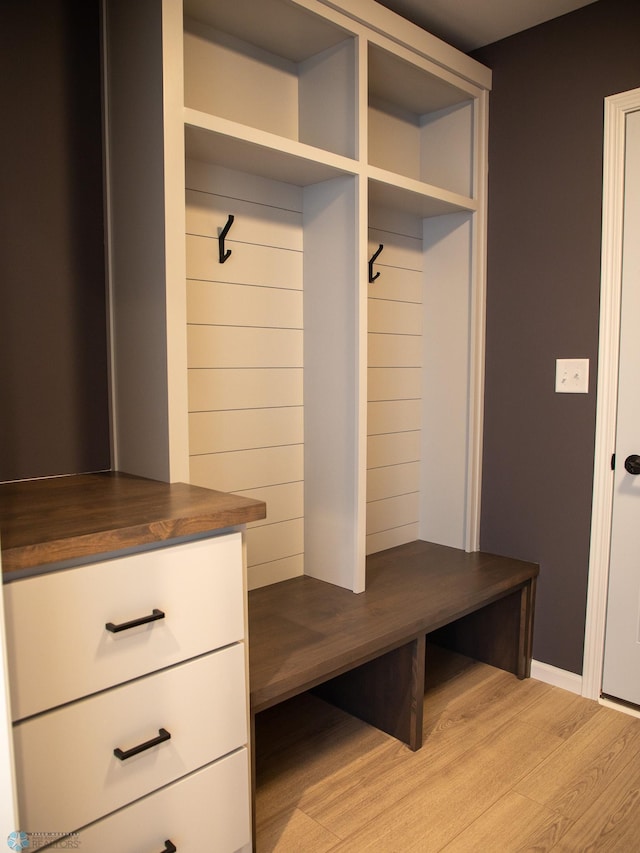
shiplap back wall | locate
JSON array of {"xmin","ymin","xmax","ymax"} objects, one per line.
[
  {"xmin": 367, "ymin": 209, "xmax": 423, "ymax": 554},
  {"xmin": 186, "ymin": 160, "xmax": 305, "ymax": 589}
]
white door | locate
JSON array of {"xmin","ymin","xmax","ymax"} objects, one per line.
[{"xmin": 602, "ymin": 107, "xmax": 640, "ymax": 706}]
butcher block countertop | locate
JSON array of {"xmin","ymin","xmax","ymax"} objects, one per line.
[{"xmin": 0, "ymin": 472, "xmax": 266, "ymax": 578}]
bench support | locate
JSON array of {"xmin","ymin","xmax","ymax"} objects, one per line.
[
  {"xmin": 314, "ymin": 634, "xmax": 426, "ymax": 751},
  {"xmin": 429, "ymin": 579, "xmax": 536, "ymax": 679}
]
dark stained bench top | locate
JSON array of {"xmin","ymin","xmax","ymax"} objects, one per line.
[{"xmin": 248, "ymin": 539, "xmax": 539, "ymax": 714}]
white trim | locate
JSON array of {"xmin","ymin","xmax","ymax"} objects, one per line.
[
  {"xmin": 531, "ymin": 660, "xmax": 583, "ymax": 695},
  {"xmin": 583, "ymin": 87, "xmax": 640, "ymax": 700},
  {"xmin": 465, "ymin": 88, "xmax": 489, "ymax": 552}
]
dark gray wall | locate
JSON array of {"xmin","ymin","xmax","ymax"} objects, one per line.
[
  {"xmin": 0, "ymin": 0, "xmax": 110, "ymax": 482},
  {"xmin": 473, "ymin": 0, "xmax": 640, "ymax": 673}
]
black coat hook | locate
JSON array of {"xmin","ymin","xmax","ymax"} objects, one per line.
[
  {"xmin": 369, "ymin": 244, "xmax": 384, "ymax": 283},
  {"xmin": 219, "ymin": 214, "xmax": 234, "ymax": 263}
]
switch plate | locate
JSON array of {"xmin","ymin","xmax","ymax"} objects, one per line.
[{"xmin": 555, "ymin": 358, "xmax": 589, "ymax": 393}]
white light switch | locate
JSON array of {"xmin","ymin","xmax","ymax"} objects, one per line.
[{"xmin": 555, "ymin": 358, "xmax": 589, "ymax": 393}]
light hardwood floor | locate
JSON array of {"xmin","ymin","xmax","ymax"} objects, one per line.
[{"xmin": 254, "ymin": 645, "xmax": 640, "ymax": 851}]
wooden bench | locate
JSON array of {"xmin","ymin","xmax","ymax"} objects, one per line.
[{"xmin": 248, "ymin": 540, "xmax": 538, "ymax": 755}]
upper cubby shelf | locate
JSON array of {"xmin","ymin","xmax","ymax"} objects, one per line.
[
  {"xmin": 184, "ymin": 109, "xmax": 358, "ymax": 186},
  {"xmin": 368, "ymin": 168, "xmax": 476, "ymax": 218},
  {"xmin": 368, "ymin": 43, "xmax": 477, "ymax": 198},
  {"xmin": 183, "ymin": 0, "xmax": 357, "ymax": 160}
]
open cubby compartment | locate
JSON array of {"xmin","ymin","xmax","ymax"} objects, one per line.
[
  {"xmin": 183, "ymin": 136, "xmax": 362, "ymax": 593},
  {"xmin": 368, "ymin": 41, "xmax": 478, "ymax": 198},
  {"xmin": 183, "ymin": 0, "xmax": 357, "ymax": 159},
  {"xmin": 367, "ymin": 179, "xmax": 477, "ymax": 556}
]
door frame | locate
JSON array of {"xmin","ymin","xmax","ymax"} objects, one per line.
[{"xmin": 583, "ymin": 86, "xmax": 640, "ymax": 700}]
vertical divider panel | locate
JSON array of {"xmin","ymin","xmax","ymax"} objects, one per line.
[
  {"xmin": 299, "ymin": 38, "xmax": 356, "ymax": 158},
  {"xmin": 355, "ymin": 32, "xmax": 370, "ymax": 590},
  {"xmin": 106, "ymin": 0, "xmax": 189, "ymax": 483},
  {"xmin": 419, "ymin": 101, "xmax": 474, "ymax": 197},
  {"xmin": 421, "ymin": 211, "xmax": 473, "ymax": 549},
  {"xmin": 303, "ymin": 174, "xmax": 364, "ymax": 591}
]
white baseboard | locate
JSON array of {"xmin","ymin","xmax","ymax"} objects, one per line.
[{"xmin": 530, "ymin": 660, "xmax": 583, "ymax": 695}]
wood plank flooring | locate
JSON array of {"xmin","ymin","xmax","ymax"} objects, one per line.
[{"xmin": 254, "ymin": 645, "xmax": 640, "ymax": 852}]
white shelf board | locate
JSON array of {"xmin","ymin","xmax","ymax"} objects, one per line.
[
  {"xmin": 367, "ymin": 167, "xmax": 476, "ymax": 217},
  {"xmin": 184, "ymin": 109, "xmax": 359, "ymax": 186}
]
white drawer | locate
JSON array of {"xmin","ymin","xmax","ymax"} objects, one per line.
[
  {"xmin": 72, "ymin": 750, "xmax": 251, "ymax": 853},
  {"xmin": 5, "ymin": 532, "xmax": 244, "ymax": 720},
  {"xmin": 13, "ymin": 644, "xmax": 247, "ymax": 832}
]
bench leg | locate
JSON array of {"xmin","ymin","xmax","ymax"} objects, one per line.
[
  {"xmin": 429, "ymin": 580, "xmax": 536, "ymax": 679},
  {"xmin": 313, "ymin": 635, "xmax": 426, "ymax": 751},
  {"xmin": 518, "ymin": 577, "xmax": 536, "ymax": 678}
]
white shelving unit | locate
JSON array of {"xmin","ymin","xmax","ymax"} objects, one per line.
[{"xmin": 105, "ymin": 0, "xmax": 491, "ymax": 594}]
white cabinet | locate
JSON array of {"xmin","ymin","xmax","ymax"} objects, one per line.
[
  {"xmin": 4, "ymin": 534, "xmax": 244, "ymax": 720},
  {"xmin": 72, "ymin": 751, "xmax": 251, "ymax": 853},
  {"xmin": 105, "ymin": 0, "xmax": 490, "ymax": 594},
  {"xmin": 4, "ymin": 532, "xmax": 251, "ymax": 851}
]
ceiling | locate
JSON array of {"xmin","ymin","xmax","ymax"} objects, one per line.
[{"xmin": 376, "ymin": 0, "xmax": 600, "ymax": 52}]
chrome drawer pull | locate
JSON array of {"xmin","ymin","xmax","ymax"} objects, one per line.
[
  {"xmin": 113, "ymin": 727, "xmax": 171, "ymax": 761},
  {"xmin": 161, "ymin": 843, "xmax": 177, "ymax": 853},
  {"xmin": 105, "ymin": 608, "xmax": 165, "ymax": 633}
]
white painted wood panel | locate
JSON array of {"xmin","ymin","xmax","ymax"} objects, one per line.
[
  {"xmin": 189, "ymin": 408, "xmax": 303, "ymax": 456},
  {"xmin": 186, "ymin": 163, "xmax": 306, "ymax": 587},
  {"xmin": 367, "ymin": 461, "xmax": 420, "ymax": 502},
  {"xmin": 369, "ymin": 99, "xmax": 422, "ymax": 182},
  {"xmin": 248, "ymin": 554, "xmax": 304, "ymax": 590},
  {"xmin": 369, "ymin": 205, "xmax": 424, "ymax": 239},
  {"xmin": 186, "ymin": 189, "xmax": 303, "ymax": 250},
  {"xmin": 421, "ymin": 211, "xmax": 472, "ymax": 548},
  {"xmin": 186, "ymin": 160, "xmax": 303, "ymax": 210},
  {"xmin": 366, "ymin": 523, "xmax": 419, "ymax": 555},
  {"xmin": 368, "ymin": 300, "xmax": 422, "ymax": 335},
  {"xmin": 368, "ymin": 367, "xmax": 422, "ymax": 401},
  {"xmin": 236, "ymin": 482, "xmax": 304, "ymax": 528},
  {"xmin": 302, "ymin": 175, "xmax": 363, "ymax": 591},
  {"xmin": 72, "ymin": 750, "xmax": 251, "ymax": 853},
  {"xmin": 187, "ymin": 280, "xmax": 302, "ymax": 328},
  {"xmin": 4, "ymin": 534, "xmax": 243, "ymax": 721},
  {"xmin": 367, "ymin": 211, "xmax": 423, "ymax": 554},
  {"xmin": 420, "ymin": 101, "xmax": 473, "ymax": 197},
  {"xmin": 368, "ymin": 400, "xmax": 421, "ymax": 434},
  {"xmin": 368, "ymin": 333, "xmax": 422, "ymax": 367},
  {"xmin": 188, "ymin": 325, "xmax": 302, "ymax": 369},
  {"xmin": 367, "ymin": 265, "xmax": 423, "ymax": 302},
  {"xmin": 184, "ymin": 20, "xmax": 299, "ymax": 140},
  {"xmin": 186, "ymin": 235, "xmax": 303, "ymax": 288},
  {"xmin": 368, "ymin": 431, "xmax": 421, "ymax": 468},
  {"xmin": 368, "ymin": 229, "xmax": 423, "ymax": 270},
  {"xmin": 188, "ymin": 368, "xmax": 303, "ymax": 411},
  {"xmin": 245, "ymin": 518, "xmax": 304, "ymax": 566},
  {"xmin": 190, "ymin": 445, "xmax": 303, "ymax": 493},
  {"xmin": 367, "ymin": 492, "xmax": 419, "ymax": 535},
  {"xmin": 299, "ymin": 39, "xmax": 356, "ymax": 158},
  {"xmin": 13, "ymin": 646, "xmax": 247, "ymax": 832}
]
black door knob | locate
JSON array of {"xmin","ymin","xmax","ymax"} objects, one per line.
[{"xmin": 624, "ymin": 454, "xmax": 640, "ymax": 475}]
